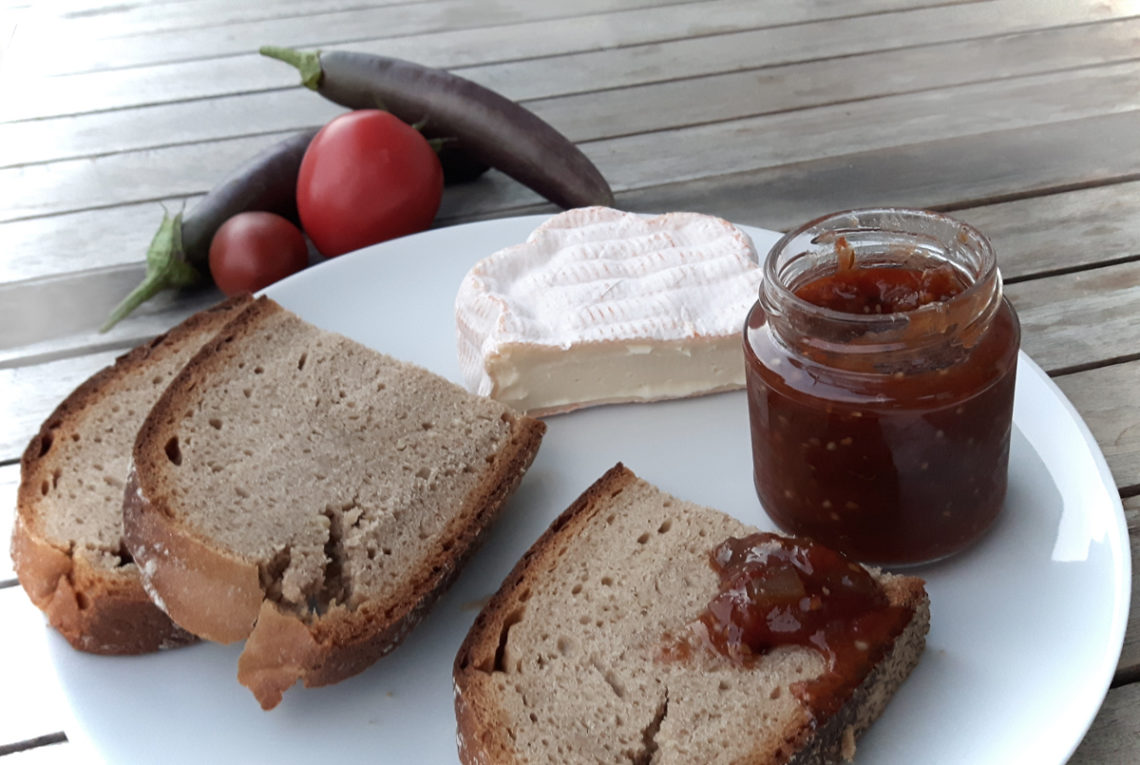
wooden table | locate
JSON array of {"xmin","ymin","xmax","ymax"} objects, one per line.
[{"xmin": 2, "ymin": 0, "xmax": 1137, "ymax": 760}]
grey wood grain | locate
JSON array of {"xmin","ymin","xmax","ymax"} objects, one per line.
[
  {"xmin": 1, "ymin": 0, "xmax": 1113, "ymax": 122},
  {"xmin": 524, "ymin": 17, "xmax": 1140, "ymax": 143},
  {"xmin": 27, "ymin": 0, "xmax": 842, "ymax": 75},
  {"xmin": 0, "ymin": 265, "xmax": 224, "ymax": 359},
  {"xmin": 29, "ymin": 0, "xmax": 438, "ymax": 44},
  {"xmin": 2, "ymin": 108, "xmax": 1137, "ymax": 373},
  {"xmin": 1116, "ymin": 494, "xmax": 1140, "ymax": 677},
  {"xmin": 0, "ymin": 737, "xmax": 68, "ymax": 761},
  {"xmin": 1008, "ymin": 261, "xmax": 1140, "ymax": 375},
  {"xmin": 0, "ymin": 349, "xmax": 128, "ymax": 464},
  {"xmin": 957, "ymin": 182, "xmax": 1140, "ymax": 281},
  {"xmin": 1068, "ymin": 678, "xmax": 1140, "ymax": 764},
  {"xmin": 5, "ymin": 105, "xmax": 1137, "ymax": 285},
  {"xmin": 1055, "ymin": 362, "xmax": 1140, "ymax": 495},
  {"xmin": 587, "ymin": 59, "xmax": 1140, "ymax": 194},
  {"xmin": 4, "ymin": 164, "xmax": 1139, "ymax": 369},
  {"xmin": 8, "ymin": 58, "xmax": 1140, "ymax": 224},
  {"xmin": 0, "ymin": 196, "xmax": 205, "ymax": 283},
  {"xmin": 616, "ymin": 110, "xmax": 1140, "ymax": 236},
  {"xmin": 8, "ymin": 14, "xmax": 1139, "ymax": 170}
]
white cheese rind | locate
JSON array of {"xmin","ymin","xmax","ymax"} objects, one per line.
[{"xmin": 455, "ymin": 207, "xmax": 762, "ymax": 415}]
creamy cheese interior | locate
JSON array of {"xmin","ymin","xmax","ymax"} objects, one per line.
[{"xmin": 487, "ymin": 337, "xmax": 745, "ymax": 416}]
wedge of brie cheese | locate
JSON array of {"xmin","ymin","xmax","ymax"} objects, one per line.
[{"xmin": 455, "ymin": 206, "xmax": 762, "ymax": 416}]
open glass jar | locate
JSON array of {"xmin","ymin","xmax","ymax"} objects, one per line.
[{"xmin": 744, "ymin": 209, "xmax": 1020, "ymax": 565}]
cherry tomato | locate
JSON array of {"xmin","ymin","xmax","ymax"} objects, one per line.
[
  {"xmin": 296, "ymin": 110, "xmax": 443, "ymax": 257},
  {"xmin": 208, "ymin": 211, "xmax": 309, "ymax": 296}
]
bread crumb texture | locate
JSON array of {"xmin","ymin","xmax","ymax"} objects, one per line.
[
  {"xmin": 128, "ymin": 298, "xmax": 544, "ymax": 706},
  {"xmin": 454, "ymin": 466, "xmax": 927, "ymax": 765},
  {"xmin": 155, "ymin": 308, "xmax": 518, "ymax": 615},
  {"xmin": 457, "ymin": 470, "xmax": 823, "ymax": 764},
  {"xmin": 12, "ymin": 296, "xmax": 248, "ymax": 653},
  {"xmin": 25, "ymin": 327, "xmax": 231, "ymax": 569}
]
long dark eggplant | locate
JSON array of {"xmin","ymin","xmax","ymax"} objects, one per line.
[
  {"xmin": 102, "ymin": 127, "xmax": 318, "ymax": 331},
  {"xmin": 261, "ymin": 46, "xmax": 614, "ymax": 209}
]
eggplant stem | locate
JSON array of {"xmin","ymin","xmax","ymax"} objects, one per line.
[
  {"xmin": 100, "ymin": 212, "xmax": 203, "ymax": 332},
  {"xmin": 426, "ymin": 136, "xmax": 457, "ymax": 152},
  {"xmin": 260, "ymin": 45, "xmax": 324, "ymax": 90}
]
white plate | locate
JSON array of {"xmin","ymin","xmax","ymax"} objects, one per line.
[{"xmin": 45, "ymin": 216, "xmax": 1129, "ymax": 764}]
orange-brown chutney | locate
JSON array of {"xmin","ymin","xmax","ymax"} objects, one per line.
[
  {"xmin": 745, "ymin": 209, "xmax": 1020, "ymax": 564},
  {"xmin": 698, "ymin": 533, "xmax": 913, "ymax": 717}
]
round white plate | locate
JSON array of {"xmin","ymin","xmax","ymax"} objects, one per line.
[{"xmin": 48, "ymin": 216, "xmax": 1129, "ymax": 764}]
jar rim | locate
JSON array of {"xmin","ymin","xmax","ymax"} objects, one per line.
[{"xmin": 762, "ymin": 207, "xmax": 998, "ymax": 327}]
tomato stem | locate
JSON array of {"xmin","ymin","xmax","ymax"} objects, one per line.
[
  {"xmin": 100, "ymin": 211, "xmax": 204, "ymax": 332},
  {"xmin": 260, "ymin": 45, "xmax": 324, "ymax": 90}
]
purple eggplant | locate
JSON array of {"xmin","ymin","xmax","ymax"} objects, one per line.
[
  {"xmin": 261, "ymin": 46, "xmax": 614, "ymax": 208},
  {"xmin": 102, "ymin": 128, "xmax": 318, "ymax": 331}
]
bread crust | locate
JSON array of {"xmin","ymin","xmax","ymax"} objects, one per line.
[
  {"xmin": 454, "ymin": 463, "xmax": 636, "ymax": 764},
  {"xmin": 452, "ymin": 464, "xmax": 929, "ymax": 765},
  {"xmin": 124, "ymin": 296, "xmax": 547, "ymax": 709},
  {"xmin": 11, "ymin": 295, "xmax": 251, "ymax": 654}
]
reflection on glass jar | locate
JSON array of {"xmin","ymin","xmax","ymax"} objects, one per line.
[{"xmin": 744, "ymin": 208, "xmax": 1020, "ymax": 565}]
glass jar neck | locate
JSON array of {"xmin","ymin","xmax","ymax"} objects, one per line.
[{"xmin": 759, "ymin": 208, "xmax": 1002, "ymax": 370}]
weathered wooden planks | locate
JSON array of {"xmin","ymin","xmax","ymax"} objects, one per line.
[
  {"xmin": 7, "ymin": 106, "xmax": 1137, "ymax": 286},
  {"xmin": 1008, "ymin": 262, "xmax": 1140, "ymax": 375},
  {"xmin": 0, "ymin": 349, "xmax": 128, "ymax": 464},
  {"xmin": 0, "ymin": 0, "xmax": 1116, "ymax": 122},
  {"xmin": 0, "ymin": 265, "xmax": 224, "ymax": 364},
  {"xmin": 0, "ymin": 196, "xmax": 206, "ymax": 283},
  {"xmin": 7, "ymin": 57, "xmax": 1140, "ymax": 223},
  {"xmin": 1111, "ymin": 495, "xmax": 1140, "ymax": 678},
  {"xmin": 1055, "ymin": 363, "xmax": 1140, "ymax": 495},
  {"xmin": 7, "ymin": 15, "xmax": 1139, "ymax": 170},
  {"xmin": 523, "ymin": 16, "xmax": 1140, "ymax": 142},
  {"xmin": 26, "ymin": 0, "xmax": 967, "ymax": 76},
  {"xmin": 956, "ymin": 182, "xmax": 1140, "ymax": 281},
  {"xmin": 0, "ymin": 737, "xmax": 69, "ymax": 760},
  {"xmin": 1069, "ymin": 677, "xmax": 1140, "ymax": 764},
  {"xmin": 618, "ymin": 110, "xmax": 1140, "ymax": 237}
]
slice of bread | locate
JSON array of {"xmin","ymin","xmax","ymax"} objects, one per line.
[
  {"xmin": 454, "ymin": 464, "xmax": 929, "ymax": 765},
  {"xmin": 12, "ymin": 295, "xmax": 252, "ymax": 654},
  {"xmin": 123, "ymin": 296, "xmax": 546, "ymax": 709}
]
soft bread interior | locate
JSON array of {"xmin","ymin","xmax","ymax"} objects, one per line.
[
  {"xmin": 135, "ymin": 301, "xmax": 530, "ymax": 621},
  {"xmin": 455, "ymin": 466, "xmax": 928, "ymax": 764}
]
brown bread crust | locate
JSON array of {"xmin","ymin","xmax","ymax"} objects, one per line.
[
  {"xmin": 124, "ymin": 296, "xmax": 546, "ymax": 709},
  {"xmin": 11, "ymin": 295, "xmax": 252, "ymax": 654},
  {"xmin": 453, "ymin": 464, "xmax": 929, "ymax": 765},
  {"xmin": 454, "ymin": 464, "xmax": 639, "ymax": 764}
]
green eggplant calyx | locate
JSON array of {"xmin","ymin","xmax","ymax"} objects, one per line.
[
  {"xmin": 100, "ymin": 211, "xmax": 204, "ymax": 333},
  {"xmin": 426, "ymin": 136, "xmax": 458, "ymax": 152},
  {"xmin": 260, "ymin": 45, "xmax": 324, "ymax": 90}
]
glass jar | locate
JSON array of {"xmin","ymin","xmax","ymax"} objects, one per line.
[{"xmin": 744, "ymin": 208, "xmax": 1020, "ymax": 565}]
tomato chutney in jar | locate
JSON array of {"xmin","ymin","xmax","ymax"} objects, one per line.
[{"xmin": 744, "ymin": 209, "xmax": 1020, "ymax": 565}]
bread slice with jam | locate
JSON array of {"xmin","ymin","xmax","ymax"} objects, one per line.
[
  {"xmin": 124, "ymin": 296, "xmax": 545, "ymax": 709},
  {"xmin": 12, "ymin": 295, "xmax": 252, "ymax": 654},
  {"xmin": 453, "ymin": 464, "xmax": 928, "ymax": 764}
]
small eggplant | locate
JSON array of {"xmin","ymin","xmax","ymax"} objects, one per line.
[
  {"xmin": 261, "ymin": 46, "xmax": 614, "ymax": 209},
  {"xmin": 102, "ymin": 128, "xmax": 318, "ymax": 331}
]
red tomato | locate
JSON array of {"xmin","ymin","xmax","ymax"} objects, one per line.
[
  {"xmin": 296, "ymin": 110, "xmax": 443, "ymax": 257},
  {"xmin": 208, "ymin": 212, "xmax": 309, "ymax": 296}
]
